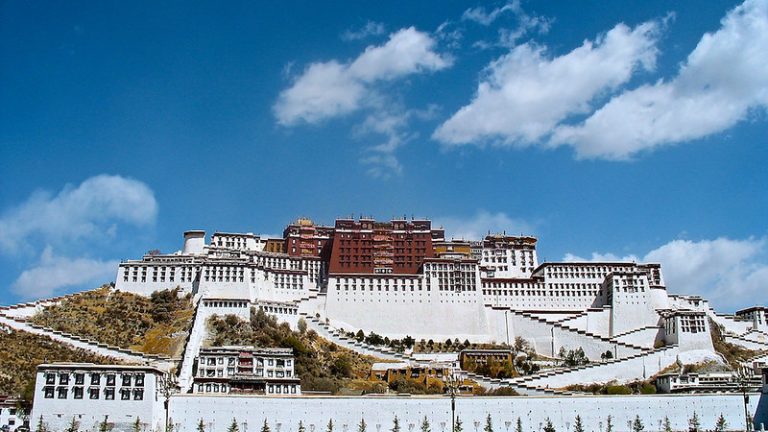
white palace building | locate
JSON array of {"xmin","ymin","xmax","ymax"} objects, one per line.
[{"xmin": 17, "ymin": 217, "xmax": 768, "ymax": 432}]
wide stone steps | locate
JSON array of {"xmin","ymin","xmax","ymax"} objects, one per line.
[{"xmin": 508, "ymin": 309, "xmax": 649, "ymax": 353}]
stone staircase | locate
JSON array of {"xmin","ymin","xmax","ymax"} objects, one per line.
[
  {"xmin": 503, "ymin": 344, "xmax": 679, "ymax": 390},
  {"xmin": 507, "ymin": 309, "xmax": 650, "ymax": 354},
  {"xmin": 300, "ymin": 312, "xmax": 417, "ymax": 362},
  {"xmin": 0, "ymin": 313, "xmax": 176, "ymax": 371}
]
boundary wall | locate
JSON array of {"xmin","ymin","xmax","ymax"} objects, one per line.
[{"xmin": 169, "ymin": 394, "xmax": 764, "ymax": 432}]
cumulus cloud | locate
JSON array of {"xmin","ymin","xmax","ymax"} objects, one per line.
[
  {"xmin": 342, "ymin": 21, "xmax": 386, "ymax": 41},
  {"xmin": 11, "ymin": 246, "xmax": 118, "ymax": 299},
  {"xmin": 551, "ymin": 0, "xmax": 768, "ymax": 159},
  {"xmin": 435, "ymin": 211, "xmax": 535, "ymax": 241},
  {"xmin": 564, "ymin": 237, "xmax": 768, "ymax": 311},
  {"xmin": 433, "ymin": 20, "xmax": 660, "ymax": 146},
  {"xmin": 0, "ymin": 174, "xmax": 157, "ymax": 254},
  {"xmin": 274, "ymin": 27, "xmax": 452, "ymax": 126}
]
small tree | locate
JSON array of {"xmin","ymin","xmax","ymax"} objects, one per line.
[
  {"xmin": 392, "ymin": 416, "xmax": 401, "ymax": 432},
  {"xmin": 421, "ymin": 417, "xmax": 431, "ymax": 432},
  {"xmin": 298, "ymin": 318, "xmax": 307, "ymax": 334},
  {"xmin": 483, "ymin": 415, "xmax": 493, "ymax": 432},
  {"xmin": 454, "ymin": 417, "xmax": 463, "ymax": 432},
  {"xmin": 715, "ymin": 414, "xmax": 727, "ymax": 432},
  {"xmin": 327, "ymin": 419, "xmax": 334, "ymax": 432},
  {"xmin": 65, "ymin": 417, "xmax": 80, "ymax": 432},
  {"xmin": 631, "ymin": 416, "xmax": 644, "ymax": 432},
  {"xmin": 605, "ymin": 416, "xmax": 613, "ymax": 432},
  {"xmin": 689, "ymin": 412, "xmax": 700, "ymax": 432},
  {"xmin": 261, "ymin": 420, "xmax": 271, "ymax": 432},
  {"xmin": 515, "ymin": 418, "xmax": 522, "ymax": 432},
  {"xmin": 298, "ymin": 421, "xmax": 306, "ymax": 432},
  {"xmin": 133, "ymin": 417, "xmax": 143, "ymax": 432},
  {"xmin": 35, "ymin": 415, "xmax": 48, "ymax": 432},
  {"xmin": 573, "ymin": 416, "xmax": 584, "ymax": 432},
  {"xmin": 359, "ymin": 419, "xmax": 368, "ymax": 432},
  {"xmin": 542, "ymin": 418, "xmax": 555, "ymax": 432},
  {"xmin": 228, "ymin": 419, "xmax": 240, "ymax": 432},
  {"xmin": 99, "ymin": 416, "xmax": 112, "ymax": 432},
  {"xmin": 662, "ymin": 417, "xmax": 672, "ymax": 432}
]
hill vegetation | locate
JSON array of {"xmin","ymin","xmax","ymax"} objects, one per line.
[
  {"xmin": 0, "ymin": 328, "xmax": 122, "ymax": 403},
  {"xmin": 207, "ymin": 309, "xmax": 387, "ymax": 394},
  {"xmin": 30, "ymin": 285, "xmax": 194, "ymax": 357}
]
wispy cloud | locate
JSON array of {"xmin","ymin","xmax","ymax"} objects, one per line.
[
  {"xmin": 551, "ymin": 0, "xmax": 768, "ymax": 159},
  {"xmin": 434, "ymin": 20, "xmax": 660, "ymax": 146},
  {"xmin": 564, "ymin": 236, "xmax": 768, "ymax": 312},
  {"xmin": 463, "ymin": 1, "xmax": 552, "ymax": 48},
  {"xmin": 0, "ymin": 174, "xmax": 157, "ymax": 254},
  {"xmin": 12, "ymin": 246, "xmax": 118, "ymax": 299},
  {"xmin": 341, "ymin": 21, "xmax": 386, "ymax": 41},
  {"xmin": 274, "ymin": 27, "xmax": 451, "ymax": 126},
  {"xmin": 0, "ymin": 174, "xmax": 157, "ymax": 300},
  {"xmin": 462, "ymin": 2, "xmax": 518, "ymax": 26},
  {"xmin": 275, "ymin": 27, "xmax": 452, "ymax": 177},
  {"xmin": 435, "ymin": 210, "xmax": 535, "ymax": 241}
]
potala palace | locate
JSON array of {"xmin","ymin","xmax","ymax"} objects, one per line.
[{"xmin": 2, "ymin": 217, "xmax": 767, "ymax": 432}]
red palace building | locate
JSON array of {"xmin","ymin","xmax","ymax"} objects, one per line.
[{"xmin": 328, "ymin": 217, "xmax": 445, "ymax": 275}]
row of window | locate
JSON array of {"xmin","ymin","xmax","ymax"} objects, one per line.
[
  {"xmin": 45, "ymin": 372, "xmax": 144, "ymax": 387},
  {"xmin": 43, "ymin": 386, "xmax": 144, "ymax": 400},
  {"xmin": 199, "ymin": 368, "xmax": 293, "ymax": 378},
  {"xmin": 201, "ymin": 357, "xmax": 291, "ymax": 367}
]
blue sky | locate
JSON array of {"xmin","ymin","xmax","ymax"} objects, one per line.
[{"xmin": 1, "ymin": 1, "xmax": 766, "ymax": 311}]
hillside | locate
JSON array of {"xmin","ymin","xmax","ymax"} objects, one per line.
[
  {"xmin": 30, "ymin": 285, "xmax": 194, "ymax": 357},
  {"xmin": 206, "ymin": 309, "xmax": 389, "ymax": 394},
  {"xmin": 0, "ymin": 328, "xmax": 122, "ymax": 403}
]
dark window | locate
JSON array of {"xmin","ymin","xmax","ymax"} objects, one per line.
[
  {"xmin": 44, "ymin": 387, "xmax": 54, "ymax": 398},
  {"xmin": 74, "ymin": 373, "xmax": 84, "ymax": 385},
  {"xmin": 73, "ymin": 387, "xmax": 84, "ymax": 399},
  {"xmin": 59, "ymin": 373, "xmax": 69, "ymax": 385},
  {"xmin": 133, "ymin": 389, "xmax": 144, "ymax": 400},
  {"xmin": 122, "ymin": 375, "xmax": 131, "ymax": 386},
  {"xmin": 105, "ymin": 388, "xmax": 115, "ymax": 400},
  {"xmin": 135, "ymin": 374, "xmax": 145, "ymax": 387},
  {"xmin": 89, "ymin": 388, "xmax": 100, "ymax": 399},
  {"xmin": 45, "ymin": 374, "xmax": 55, "ymax": 385},
  {"xmin": 106, "ymin": 374, "xmax": 115, "ymax": 386},
  {"xmin": 91, "ymin": 373, "xmax": 101, "ymax": 385},
  {"xmin": 57, "ymin": 387, "xmax": 68, "ymax": 399},
  {"xmin": 121, "ymin": 389, "xmax": 131, "ymax": 400}
]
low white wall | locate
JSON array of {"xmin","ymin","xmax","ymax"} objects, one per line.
[{"xmin": 169, "ymin": 393, "xmax": 763, "ymax": 432}]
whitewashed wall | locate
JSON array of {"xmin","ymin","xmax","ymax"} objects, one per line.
[
  {"xmin": 169, "ymin": 394, "xmax": 763, "ymax": 432},
  {"xmin": 324, "ymin": 287, "xmax": 492, "ymax": 342}
]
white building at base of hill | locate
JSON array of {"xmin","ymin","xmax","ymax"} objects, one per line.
[{"xmin": 29, "ymin": 363, "xmax": 166, "ymax": 432}]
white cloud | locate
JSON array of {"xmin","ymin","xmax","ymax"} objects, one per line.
[
  {"xmin": 433, "ymin": 21, "xmax": 660, "ymax": 146},
  {"xmin": 463, "ymin": 1, "xmax": 552, "ymax": 47},
  {"xmin": 462, "ymin": 2, "xmax": 519, "ymax": 26},
  {"xmin": 342, "ymin": 21, "xmax": 386, "ymax": 41},
  {"xmin": 0, "ymin": 174, "xmax": 157, "ymax": 254},
  {"xmin": 551, "ymin": 0, "xmax": 768, "ymax": 159},
  {"xmin": 12, "ymin": 246, "xmax": 118, "ymax": 299},
  {"xmin": 564, "ymin": 237, "xmax": 768, "ymax": 312},
  {"xmin": 274, "ymin": 27, "xmax": 452, "ymax": 126},
  {"xmin": 435, "ymin": 211, "xmax": 535, "ymax": 241}
]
